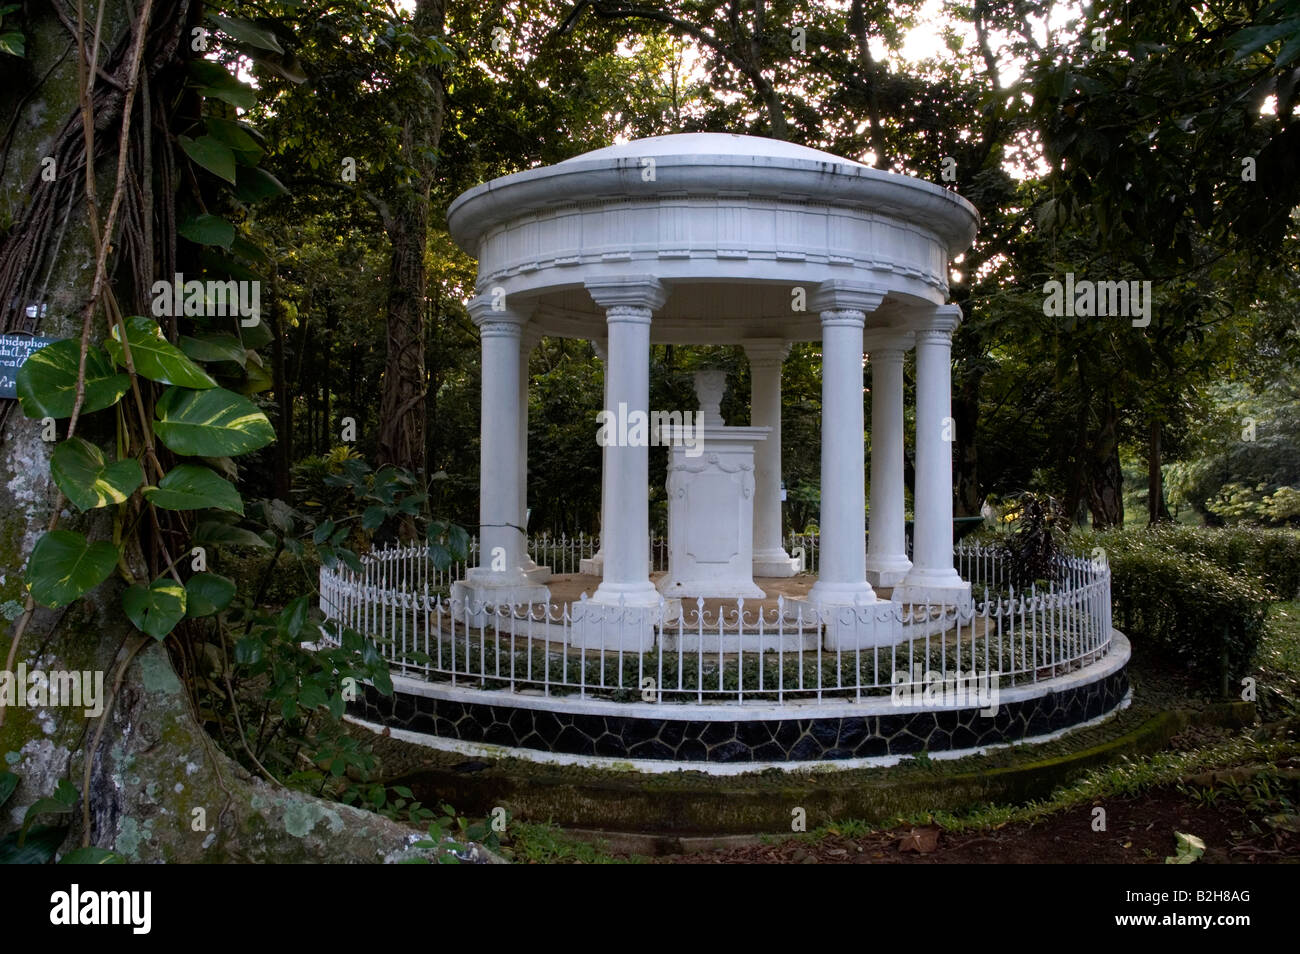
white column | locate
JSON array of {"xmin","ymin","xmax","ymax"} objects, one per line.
[
  {"xmin": 745, "ymin": 340, "xmax": 798, "ymax": 578},
  {"xmin": 586, "ymin": 277, "xmax": 666, "ymax": 608},
  {"xmin": 578, "ymin": 338, "xmax": 608, "ymax": 577},
  {"xmin": 806, "ymin": 282, "xmax": 884, "ymax": 609},
  {"xmin": 453, "ymin": 297, "xmax": 549, "ymax": 609},
  {"xmin": 863, "ymin": 329, "xmax": 913, "ymax": 589},
  {"xmin": 895, "ymin": 305, "xmax": 970, "ymax": 606},
  {"xmin": 517, "ymin": 326, "xmax": 549, "ymax": 582}
]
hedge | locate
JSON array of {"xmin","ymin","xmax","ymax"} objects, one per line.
[{"xmin": 1090, "ymin": 528, "xmax": 1274, "ymax": 693}]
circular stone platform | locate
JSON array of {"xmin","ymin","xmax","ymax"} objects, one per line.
[{"xmin": 346, "ymin": 633, "xmax": 1131, "ymax": 769}]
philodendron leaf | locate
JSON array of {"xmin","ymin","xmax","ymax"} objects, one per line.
[
  {"xmin": 208, "ymin": 14, "xmax": 285, "ymax": 53},
  {"xmin": 20, "ymin": 778, "xmax": 78, "ymax": 841},
  {"xmin": 50, "ymin": 437, "xmax": 143, "ymax": 510},
  {"xmin": 153, "ymin": 386, "xmax": 275, "ymax": 457},
  {"xmin": 0, "ymin": 826, "xmax": 65, "ymax": 864},
  {"xmin": 179, "ymin": 333, "xmax": 247, "ymax": 367},
  {"xmin": 58, "ymin": 846, "xmax": 124, "ymax": 864},
  {"xmin": 184, "ymin": 572, "xmax": 236, "ymax": 617},
  {"xmin": 25, "ymin": 530, "xmax": 120, "ymax": 608},
  {"xmin": 15, "ymin": 339, "xmax": 129, "ymax": 419},
  {"xmin": 234, "ymin": 165, "xmax": 289, "ymax": 202},
  {"xmin": 105, "ymin": 315, "xmax": 217, "ymax": 388},
  {"xmin": 192, "ymin": 520, "xmax": 271, "ymax": 549},
  {"xmin": 178, "ymin": 134, "xmax": 237, "ymax": 184},
  {"xmin": 122, "ymin": 578, "xmax": 187, "ymax": 640},
  {"xmin": 189, "ymin": 60, "xmax": 257, "ymax": 110},
  {"xmin": 177, "ymin": 213, "xmax": 236, "ymax": 249},
  {"xmin": 144, "ymin": 463, "xmax": 244, "ymax": 515}
]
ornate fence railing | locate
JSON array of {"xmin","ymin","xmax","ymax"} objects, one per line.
[
  {"xmin": 417, "ymin": 530, "xmax": 839, "ymax": 584},
  {"xmin": 318, "ymin": 539, "xmax": 1112, "ymax": 707}
]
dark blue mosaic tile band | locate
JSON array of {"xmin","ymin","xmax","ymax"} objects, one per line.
[{"xmin": 350, "ymin": 666, "xmax": 1129, "ymax": 762}]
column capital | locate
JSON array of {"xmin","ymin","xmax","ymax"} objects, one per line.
[
  {"xmin": 913, "ymin": 303, "xmax": 963, "ymax": 336},
  {"xmin": 468, "ymin": 293, "xmax": 534, "ymax": 328},
  {"xmin": 584, "ymin": 275, "xmax": 668, "ymax": 312},
  {"xmin": 810, "ymin": 280, "xmax": 888, "ymax": 315},
  {"xmin": 818, "ymin": 309, "xmax": 866, "ymax": 330},
  {"xmin": 742, "ymin": 338, "xmax": 791, "ymax": 368},
  {"xmin": 863, "ymin": 328, "xmax": 914, "ymax": 355}
]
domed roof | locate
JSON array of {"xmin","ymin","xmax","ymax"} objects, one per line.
[
  {"xmin": 559, "ymin": 133, "xmax": 871, "ymax": 168},
  {"xmin": 448, "ymin": 132, "xmax": 978, "ymax": 257}
]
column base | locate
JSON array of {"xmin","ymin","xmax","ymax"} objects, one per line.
[
  {"xmin": 806, "ymin": 579, "xmax": 879, "ymax": 606},
  {"xmin": 791, "ymin": 594, "xmax": 904, "ymax": 650},
  {"xmin": 752, "ymin": 548, "xmax": 800, "ymax": 578},
  {"xmin": 656, "ymin": 576, "xmax": 766, "ymax": 600},
  {"xmin": 523, "ymin": 559, "xmax": 552, "ymax": 584},
  {"xmin": 892, "ymin": 569, "xmax": 972, "ymax": 609},
  {"xmin": 450, "ymin": 570, "xmax": 551, "ymax": 627},
  {"xmin": 578, "ymin": 552, "xmax": 604, "ymax": 576},
  {"xmin": 570, "ymin": 590, "xmax": 672, "ymax": 652},
  {"xmin": 865, "ymin": 556, "xmax": 912, "ymax": 588},
  {"xmin": 804, "ymin": 580, "xmax": 905, "ymax": 649}
]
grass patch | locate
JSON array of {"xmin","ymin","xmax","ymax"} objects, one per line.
[
  {"xmin": 502, "ymin": 821, "xmax": 643, "ymax": 864},
  {"xmin": 1258, "ymin": 601, "xmax": 1300, "ymax": 719},
  {"xmin": 820, "ymin": 728, "xmax": 1300, "ymax": 838}
]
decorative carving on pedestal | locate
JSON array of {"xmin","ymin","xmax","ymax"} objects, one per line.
[{"xmin": 657, "ymin": 372, "xmax": 769, "ymax": 600}]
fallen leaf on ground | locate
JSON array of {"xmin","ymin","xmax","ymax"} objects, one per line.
[{"xmin": 899, "ymin": 827, "xmax": 941, "ymax": 854}]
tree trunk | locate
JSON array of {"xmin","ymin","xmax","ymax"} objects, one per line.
[
  {"xmin": 1147, "ymin": 417, "xmax": 1171, "ymax": 524},
  {"xmin": 269, "ymin": 269, "xmax": 292, "ymax": 499},
  {"xmin": 0, "ymin": 0, "xmax": 475, "ymax": 863},
  {"xmin": 1087, "ymin": 400, "xmax": 1124, "ymax": 528},
  {"xmin": 375, "ymin": 0, "xmax": 446, "ymax": 495}
]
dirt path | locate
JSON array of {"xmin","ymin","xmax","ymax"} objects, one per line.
[{"xmin": 649, "ymin": 785, "xmax": 1299, "ymax": 864}]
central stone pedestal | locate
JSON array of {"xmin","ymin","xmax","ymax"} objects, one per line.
[{"xmin": 656, "ymin": 425, "xmax": 770, "ymax": 600}]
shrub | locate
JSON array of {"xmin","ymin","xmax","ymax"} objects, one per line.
[
  {"xmin": 1003, "ymin": 493, "xmax": 1068, "ymax": 588},
  {"xmin": 1095, "ymin": 530, "xmax": 1271, "ymax": 692},
  {"xmin": 1138, "ymin": 524, "xmax": 1300, "ymax": 601}
]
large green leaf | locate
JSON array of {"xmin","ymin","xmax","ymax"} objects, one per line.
[
  {"xmin": 25, "ymin": 530, "xmax": 120, "ymax": 608},
  {"xmin": 184, "ymin": 572, "xmax": 237, "ymax": 617},
  {"xmin": 58, "ymin": 846, "xmax": 124, "ymax": 864},
  {"xmin": 192, "ymin": 520, "xmax": 271, "ymax": 549},
  {"xmin": 144, "ymin": 463, "xmax": 244, "ymax": 514},
  {"xmin": 50, "ymin": 437, "xmax": 143, "ymax": 510},
  {"xmin": 106, "ymin": 315, "xmax": 217, "ymax": 388},
  {"xmin": 180, "ymin": 333, "xmax": 247, "ymax": 367},
  {"xmin": 204, "ymin": 117, "xmax": 264, "ymax": 165},
  {"xmin": 208, "ymin": 14, "xmax": 284, "ymax": 53},
  {"xmin": 154, "ymin": 386, "xmax": 275, "ymax": 457},
  {"xmin": 178, "ymin": 213, "xmax": 236, "ymax": 249},
  {"xmin": 234, "ymin": 165, "xmax": 289, "ymax": 202},
  {"xmin": 122, "ymin": 578, "xmax": 187, "ymax": 640},
  {"xmin": 15, "ymin": 339, "xmax": 129, "ymax": 419},
  {"xmin": 191, "ymin": 61, "xmax": 257, "ymax": 110},
  {"xmin": 178, "ymin": 135, "xmax": 237, "ymax": 184},
  {"xmin": 0, "ymin": 31, "xmax": 25, "ymax": 58},
  {"xmin": 0, "ymin": 771, "xmax": 17, "ymax": 809},
  {"xmin": 0, "ymin": 826, "xmax": 65, "ymax": 864},
  {"xmin": 20, "ymin": 778, "xmax": 77, "ymax": 840}
]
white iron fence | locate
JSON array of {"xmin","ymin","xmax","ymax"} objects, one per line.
[
  {"xmin": 318, "ymin": 539, "xmax": 1112, "ymax": 706},
  {"xmin": 421, "ymin": 530, "xmax": 831, "ymax": 586}
]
